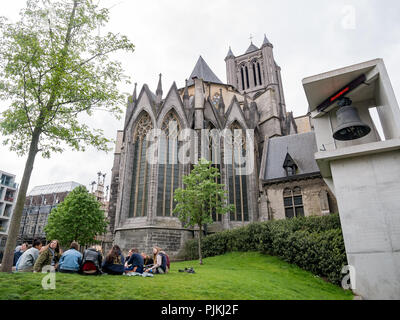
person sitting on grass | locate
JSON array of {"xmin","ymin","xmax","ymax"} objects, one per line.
[
  {"xmin": 144, "ymin": 247, "xmax": 169, "ymax": 274},
  {"xmin": 124, "ymin": 248, "xmax": 144, "ymax": 274},
  {"xmin": 141, "ymin": 252, "xmax": 154, "ymax": 268},
  {"xmin": 80, "ymin": 245, "xmax": 103, "ymax": 275},
  {"xmin": 33, "ymin": 239, "xmax": 62, "ymax": 272},
  {"xmin": 102, "ymin": 245, "xmax": 125, "ymax": 275},
  {"xmin": 17, "ymin": 239, "xmax": 43, "ymax": 272},
  {"xmin": 58, "ymin": 242, "xmax": 82, "ymax": 274},
  {"xmin": 13, "ymin": 243, "xmax": 28, "ymax": 267}
]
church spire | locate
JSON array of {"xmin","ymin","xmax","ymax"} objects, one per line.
[
  {"xmin": 225, "ymin": 46, "xmax": 234, "ymax": 59},
  {"xmin": 132, "ymin": 82, "xmax": 137, "ymax": 102},
  {"xmin": 245, "ymin": 35, "xmax": 259, "ymax": 54},
  {"xmin": 187, "ymin": 56, "xmax": 223, "ymax": 86},
  {"xmin": 183, "ymin": 79, "xmax": 190, "ymax": 110},
  {"xmin": 156, "ymin": 73, "xmax": 163, "ymax": 105},
  {"xmin": 262, "ymin": 34, "xmax": 273, "ymax": 48},
  {"xmin": 218, "ymin": 88, "xmax": 225, "ymax": 117}
]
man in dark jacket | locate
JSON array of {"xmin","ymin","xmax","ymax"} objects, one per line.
[
  {"xmin": 80, "ymin": 246, "xmax": 103, "ymax": 275},
  {"xmin": 124, "ymin": 248, "xmax": 144, "ymax": 274}
]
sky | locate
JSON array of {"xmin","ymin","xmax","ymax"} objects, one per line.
[{"xmin": 1, "ymin": 0, "xmax": 400, "ymax": 195}]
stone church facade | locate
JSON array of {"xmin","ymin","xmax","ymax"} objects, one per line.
[{"xmin": 108, "ymin": 36, "xmax": 335, "ymax": 256}]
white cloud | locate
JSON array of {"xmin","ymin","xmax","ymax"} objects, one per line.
[{"xmin": 1, "ymin": 0, "xmax": 400, "ymax": 191}]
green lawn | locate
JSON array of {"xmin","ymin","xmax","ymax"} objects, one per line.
[{"xmin": 0, "ymin": 252, "xmax": 353, "ymax": 300}]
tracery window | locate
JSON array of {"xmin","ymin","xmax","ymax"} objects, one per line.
[
  {"xmin": 283, "ymin": 187, "xmax": 304, "ymax": 219},
  {"xmin": 157, "ymin": 111, "xmax": 182, "ymax": 217},
  {"xmin": 129, "ymin": 112, "xmax": 153, "ymax": 218},
  {"xmin": 257, "ymin": 62, "xmax": 262, "ymax": 85},
  {"xmin": 227, "ymin": 122, "xmax": 249, "ymax": 222},
  {"xmin": 240, "ymin": 67, "xmax": 245, "ymax": 91},
  {"xmin": 208, "ymin": 124, "xmax": 222, "ymax": 222},
  {"xmin": 245, "ymin": 66, "xmax": 250, "ymax": 89},
  {"xmin": 252, "ymin": 62, "xmax": 258, "ymax": 86},
  {"xmin": 212, "ymin": 92, "xmax": 220, "ymax": 108}
]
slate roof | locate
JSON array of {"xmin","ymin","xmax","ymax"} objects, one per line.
[
  {"xmin": 245, "ymin": 42, "xmax": 259, "ymax": 54},
  {"xmin": 28, "ymin": 181, "xmax": 83, "ymax": 196},
  {"xmin": 225, "ymin": 47, "xmax": 234, "ymax": 58},
  {"xmin": 187, "ymin": 56, "xmax": 223, "ymax": 86},
  {"xmin": 262, "ymin": 132, "xmax": 320, "ymax": 182},
  {"xmin": 262, "ymin": 34, "xmax": 272, "ymax": 46}
]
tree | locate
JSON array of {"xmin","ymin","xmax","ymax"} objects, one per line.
[
  {"xmin": 173, "ymin": 158, "xmax": 234, "ymax": 265},
  {"xmin": 0, "ymin": 0, "xmax": 134, "ymax": 272},
  {"xmin": 44, "ymin": 186, "xmax": 107, "ymax": 247}
]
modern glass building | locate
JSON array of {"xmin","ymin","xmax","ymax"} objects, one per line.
[{"xmin": 0, "ymin": 170, "xmax": 18, "ymax": 259}]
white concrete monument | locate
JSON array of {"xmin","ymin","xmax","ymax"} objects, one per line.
[{"xmin": 303, "ymin": 59, "xmax": 400, "ymax": 300}]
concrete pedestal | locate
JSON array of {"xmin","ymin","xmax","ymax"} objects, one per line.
[{"xmin": 316, "ymin": 140, "xmax": 400, "ymax": 299}]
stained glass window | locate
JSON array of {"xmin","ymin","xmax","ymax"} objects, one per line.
[
  {"xmin": 157, "ymin": 111, "xmax": 182, "ymax": 217},
  {"xmin": 228, "ymin": 122, "xmax": 249, "ymax": 222},
  {"xmin": 129, "ymin": 113, "xmax": 153, "ymax": 218}
]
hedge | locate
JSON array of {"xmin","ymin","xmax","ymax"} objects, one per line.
[{"xmin": 179, "ymin": 214, "xmax": 347, "ymax": 285}]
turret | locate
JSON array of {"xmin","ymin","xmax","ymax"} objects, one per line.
[
  {"xmin": 156, "ymin": 73, "xmax": 163, "ymax": 106},
  {"xmin": 225, "ymin": 46, "xmax": 237, "ymax": 88}
]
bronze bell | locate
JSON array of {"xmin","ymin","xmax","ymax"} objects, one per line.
[{"xmin": 333, "ymin": 98, "xmax": 371, "ymax": 141}]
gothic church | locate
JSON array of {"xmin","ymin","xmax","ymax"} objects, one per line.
[{"xmin": 107, "ymin": 35, "xmax": 335, "ymax": 256}]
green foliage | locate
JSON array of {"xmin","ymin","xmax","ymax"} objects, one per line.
[
  {"xmin": 173, "ymin": 158, "xmax": 233, "ymax": 229},
  {"xmin": 174, "ymin": 158, "xmax": 234, "ymax": 263},
  {"xmin": 179, "ymin": 214, "xmax": 347, "ymax": 284},
  {"xmin": 44, "ymin": 185, "xmax": 108, "ymax": 247},
  {"xmin": 0, "ymin": 252, "xmax": 353, "ymax": 300},
  {"xmin": 0, "ymin": 0, "xmax": 135, "ymax": 157}
]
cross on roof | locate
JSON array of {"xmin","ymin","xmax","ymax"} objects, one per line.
[{"xmin": 249, "ymin": 34, "xmax": 253, "ymax": 43}]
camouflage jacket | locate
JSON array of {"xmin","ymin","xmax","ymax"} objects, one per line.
[{"xmin": 33, "ymin": 248, "xmax": 61, "ymax": 272}]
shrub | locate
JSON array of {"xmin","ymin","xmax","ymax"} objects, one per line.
[{"xmin": 178, "ymin": 214, "xmax": 347, "ymax": 285}]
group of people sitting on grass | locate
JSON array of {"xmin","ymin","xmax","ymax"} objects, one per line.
[{"xmin": 13, "ymin": 239, "xmax": 170, "ymax": 276}]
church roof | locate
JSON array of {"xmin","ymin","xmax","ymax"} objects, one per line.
[
  {"xmin": 262, "ymin": 132, "xmax": 320, "ymax": 182},
  {"xmin": 262, "ymin": 34, "xmax": 272, "ymax": 47},
  {"xmin": 187, "ymin": 56, "xmax": 223, "ymax": 86},
  {"xmin": 245, "ymin": 42, "xmax": 259, "ymax": 54},
  {"xmin": 225, "ymin": 46, "xmax": 235, "ymax": 59}
]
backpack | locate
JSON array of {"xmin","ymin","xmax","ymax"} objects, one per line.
[{"xmin": 160, "ymin": 253, "xmax": 170, "ymax": 272}]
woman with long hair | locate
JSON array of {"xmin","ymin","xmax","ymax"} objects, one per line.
[
  {"xmin": 102, "ymin": 245, "xmax": 125, "ymax": 275},
  {"xmin": 145, "ymin": 246, "xmax": 169, "ymax": 274},
  {"xmin": 33, "ymin": 239, "xmax": 62, "ymax": 272}
]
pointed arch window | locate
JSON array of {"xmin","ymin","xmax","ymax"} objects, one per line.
[
  {"xmin": 227, "ymin": 122, "xmax": 249, "ymax": 222},
  {"xmin": 240, "ymin": 67, "xmax": 245, "ymax": 91},
  {"xmin": 129, "ymin": 113, "xmax": 153, "ymax": 218},
  {"xmin": 283, "ymin": 187, "xmax": 304, "ymax": 219},
  {"xmin": 252, "ymin": 62, "xmax": 258, "ymax": 87},
  {"xmin": 208, "ymin": 124, "xmax": 222, "ymax": 222},
  {"xmin": 245, "ymin": 66, "xmax": 250, "ymax": 89},
  {"xmin": 257, "ymin": 62, "xmax": 262, "ymax": 85},
  {"xmin": 157, "ymin": 111, "xmax": 182, "ymax": 217}
]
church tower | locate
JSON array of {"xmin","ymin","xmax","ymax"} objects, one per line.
[{"xmin": 225, "ymin": 34, "xmax": 289, "ymax": 141}]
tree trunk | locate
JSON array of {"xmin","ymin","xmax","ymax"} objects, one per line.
[
  {"xmin": 198, "ymin": 224, "xmax": 203, "ymax": 265},
  {"xmin": 0, "ymin": 1, "xmax": 79, "ymax": 272},
  {"xmin": 0, "ymin": 130, "xmax": 40, "ymax": 272}
]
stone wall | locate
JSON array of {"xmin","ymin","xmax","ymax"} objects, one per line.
[
  {"xmin": 263, "ymin": 176, "xmax": 338, "ymax": 220},
  {"xmin": 114, "ymin": 227, "xmax": 194, "ymax": 258}
]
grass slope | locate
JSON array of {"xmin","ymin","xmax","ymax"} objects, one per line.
[{"xmin": 0, "ymin": 252, "xmax": 353, "ymax": 300}]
